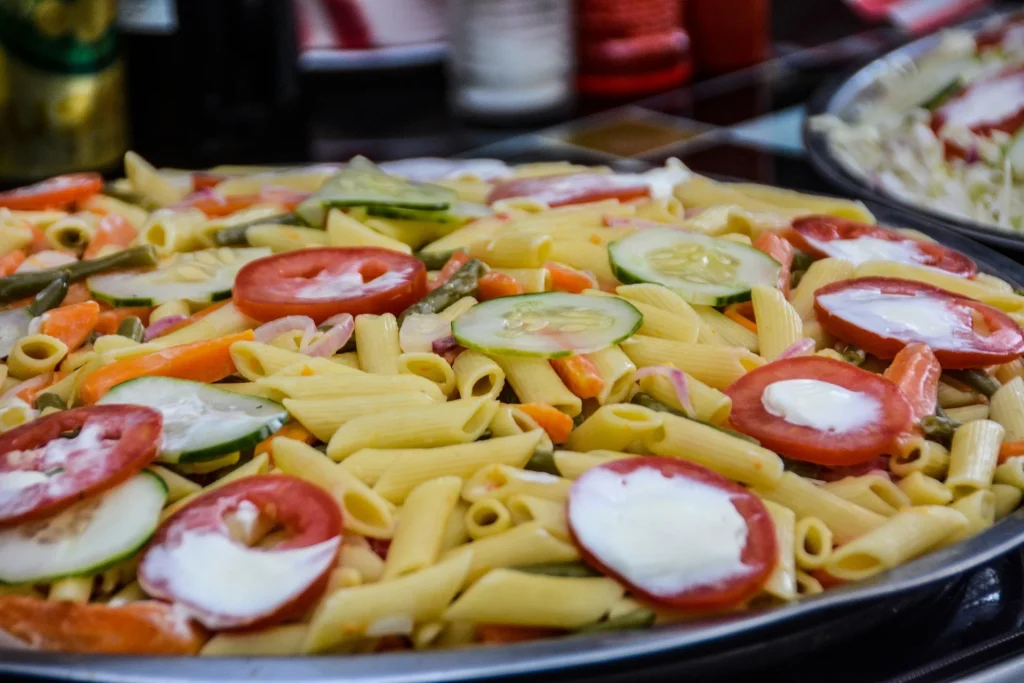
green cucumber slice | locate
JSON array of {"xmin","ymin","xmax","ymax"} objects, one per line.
[
  {"xmin": 87, "ymin": 247, "xmax": 270, "ymax": 306},
  {"xmin": 98, "ymin": 377, "xmax": 288, "ymax": 463},
  {"xmin": 297, "ymin": 157, "xmax": 457, "ymax": 227},
  {"xmin": 609, "ymin": 228, "xmax": 781, "ymax": 306},
  {"xmin": 365, "ymin": 201, "xmax": 491, "ymax": 225},
  {"xmin": 452, "ymin": 292, "xmax": 642, "ymax": 358},
  {"xmin": 0, "ymin": 471, "xmax": 166, "ymax": 585},
  {"xmin": 920, "ymin": 77, "xmax": 963, "ymax": 110}
]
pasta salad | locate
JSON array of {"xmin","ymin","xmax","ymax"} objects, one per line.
[
  {"xmin": 0, "ymin": 153, "xmax": 1022, "ymax": 656},
  {"xmin": 812, "ymin": 13, "xmax": 1024, "ymax": 233}
]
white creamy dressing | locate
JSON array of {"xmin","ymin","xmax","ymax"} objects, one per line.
[
  {"xmin": 295, "ymin": 269, "xmax": 408, "ymax": 299},
  {"xmin": 141, "ymin": 531, "xmax": 340, "ymax": 629},
  {"xmin": 569, "ymin": 467, "xmax": 750, "ymax": 596},
  {"xmin": 810, "ymin": 236, "xmax": 927, "ymax": 267},
  {"xmin": 817, "ymin": 288, "xmax": 966, "ymax": 344},
  {"xmin": 761, "ymin": 379, "xmax": 880, "ymax": 433},
  {"xmin": 939, "ymin": 76, "xmax": 1024, "ymax": 129},
  {"xmin": 158, "ymin": 396, "xmax": 267, "ymax": 456},
  {"xmin": 0, "ymin": 470, "xmax": 48, "ymax": 493}
]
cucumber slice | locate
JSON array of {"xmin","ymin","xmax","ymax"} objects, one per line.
[
  {"xmin": 0, "ymin": 308, "xmax": 32, "ymax": 358},
  {"xmin": 297, "ymin": 157, "xmax": 457, "ymax": 227},
  {"xmin": 452, "ymin": 292, "xmax": 642, "ymax": 358},
  {"xmin": 609, "ymin": 228, "xmax": 781, "ymax": 306},
  {"xmin": 365, "ymin": 201, "xmax": 491, "ymax": 225},
  {"xmin": 0, "ymin": 471, "xmax": 166, "ymax": 585},
  {"xmin": 87, "ymin": 247, "xmax": 270, "ymax": 306},
  {"xmin": 98, "ymin": 377, "xmax": 288, "ymax": 463}
]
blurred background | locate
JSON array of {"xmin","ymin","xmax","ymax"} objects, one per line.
[{"xmin": 0, "ymin": 0, "xmax": 999, "ymax": 184}]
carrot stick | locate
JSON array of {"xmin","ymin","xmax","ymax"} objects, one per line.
[
  {"xmin": 477, "ymin": 625, "xmax": 564, "ymax": 644},
  {"xmin": 550, "ymin": 354, "xmax": 605, "ymax": 400},
  {"xmin": 95, "ymin": 306, "xmax": 153, "ymax": 336},
  {"xmin": 78, "ymin": 330, "xmax": 254, "ymax": 404},
  {"xmin": 753, "ymin": 232, "xmax": 795, "ymax": 297},
  {"xmin": 427, "ymin": 251, "xmax": 470, "ymax": 292},
  {"xmin": 27, "ymin": 224, "xmax": 51, "ymax": 254},
  {"xmin": 84, "ymin": 214, "xmax": 138, "ymax": 259},
  {"xmin": 40, "ymin": 301, "xmax": 100, "ymax": 351},
  {"xmin": 544, "ymin": 261, "xmax": 598, "ymax": 293},
  {"xmin": 0, "ymin": 250, "xmax": 26, "ymax": 276},
  {"xmin": 883, "ymin": 343, "xmax": 941, "ymax": 426},
  {"xmin": 11, "ymin": 372, "xmax": 61, "ymax": 404},
  {"xmin": 61, "ymin": 282, "xmax": 92, "ymax": 306},
  {"xmin": 150, "ymin": 300, "xmax": 228, "ymax": 338},
  {"xmin": 515, "ymin": 403, "xmax": 575, "ymax": 444},
  {"xmin": 999, "ymin": 440, "xmax": 1024, "ymax": 464},
  {"xmin": 724, "ymin": 304, "xmax": 759, "ymax": 333},
  {"xmin": 477, "ymin": 271, "xmax": 524, "ymax": 300},
  {"xmin": 255, "ymin": 421, "xmax": 315, "ymax": 458}
]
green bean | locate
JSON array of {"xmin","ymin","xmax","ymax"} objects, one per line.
[
  {"xmin": 102, "ymin": 183, "xmax": 160, "ymax": 211},
  {"xmin": 781, "ymin": 457, "xmax": 824, "ymax": 480},
  {"xmin": 0, "ymin": 246, "xmax": 158, "ymax": 304},
  {"xmin": 34, "ymin": 393, "xmax": 67, "ymax": 412},
  {"xmin": 921, "ymin": 414, "xmax": 960, "ymax": 446},
  {"xmin": 116, "ymin": 316, "xmax": 145, "ymax": 343},
  {"xmin": 25, "ymin": 272, "xmax": 70, "ymax": 317},
  {"xmin": 398, "ymin": 258, "xmax": 486, "ymax": 324},
  {"xmin": 839, "ymin": 344, "xmax": 866, "ymax": 366},
  {"xmin": 414, "ymin": 249, "xmax": 457, "ymax": 271},
  {"xmin": 943, "ymin": 370, "xmax": 1001, "ymax": 398},
  {"xmin": 213, "ymin": 213, "xmax": 300, "ymax": 246},
  {"xmin": 516, "ymin": 563, "xmax": 601, "ymax": 578},
  {"xmin": 576, "ymin": 609, "xmax": 657, "ymax": 634},
  {"xmin": 524, "ymin": 448, "xmax": 558, "ymax": 476},
  {"xmin": 631, "ymin": 393, "xmax": 760, "ymax": 444},
  {"xmin": 791, "ymin": 250, "xmax": 815, "ymax": 273}
]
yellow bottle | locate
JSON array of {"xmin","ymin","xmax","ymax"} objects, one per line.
[{"xmin": 0, "ymin": 0, "xmax": 126, "ymax": 180}]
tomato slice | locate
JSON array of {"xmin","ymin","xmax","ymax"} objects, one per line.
[
  {"xmin": 191, "ymin": 172, "xmax": 227, "ymax": 192},
  {"xmin": 138, "ymin": 474, "xmax": 342, "ymax": 630},
  {"xmin": 568, "ymin": 457, "xmax": 776, "ymax": 610},
  {"xmin": 0, "ymin": 597, "xmax": 206, "ymax": 654},
  {"xmin": 814, "ymin": 277, "xmax": 1024, "ymax": 369},
  {"xmin": 486, "ymin": 174, "xmax": 651, "ymax": 207},
  {"xmin": 0, "ymin": 405, "xmax": 162, "ymax": 526},
  {"xmin": 726, "ymin": 356, "xmax": 912, "ymax": 466},
  {"xmin": 790, "ymin": 216, "xmax": 977, "ymax": 278},
  {"xmin": 976, "ymin": 14, "xmax": 1024, "ymax": 49},
  {"xmin": 232, "ymin": 247, "xmax": 427, "ymax": 323},
  {"xmin": 0, "ymin": 173, "xmax": 103, "ymax": 211},
  {"xmin": 931, "ymin": 65, "xmax": 1024, "ymax": 140}
]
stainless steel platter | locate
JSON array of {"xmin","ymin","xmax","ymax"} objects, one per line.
[
  {"xmin": 3, "ymin": 201, "xmax": 1024, "ymax": 682},
  {"xmin": 804, "ymin": 14, "xmax": 1024, "ymax": 250}
]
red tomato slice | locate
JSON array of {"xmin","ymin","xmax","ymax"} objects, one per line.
[
  {"xmin": 931, "ymin": 65, "xmax": 1024, "ymax": 139},
  {"xmin": 232, "ymin": 247, "xmax": 427, "ymax": 323},
  {"xmin": 0, "ymin": 405, "xmax": 162, "ymax": 527},
  {"xmin": 726, "ymin": 356, "xmax": 912, "ymax": 466},
  {"xmin": 486, "ymin": 174, "xmax": 651, "ymax": 207},
  {"xmin": 191, "ymin": 172, "xmax": 226, "ymax": 192},
  {"xmin": 0, "ymin": 173, "xmax": 103, "ymax": 211},
  {"xmin": 976, "ymin": 14, "xmax": 1024, "ymax": 49},
  {"xmin": 790, "ymin": 216, "xmax": 977, "ymax": 278},
  {"xmin": 568, "ymin": 457, "xmax": 776, "ymax": 611},
  {"xmin": 138, "ymin": 474, "xmax": 342, "ymax": 630},
  {"xmin": 814, "ymin": 277, "xmax": 1024, "ymax": 368}
]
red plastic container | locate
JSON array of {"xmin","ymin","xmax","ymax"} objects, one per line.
[{"xmin": 575, "ymin": 0, "xmax": 692, "ymax": 97}]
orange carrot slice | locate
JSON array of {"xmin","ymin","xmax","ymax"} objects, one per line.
[
  {"xmin": 427, "ymin": 251, "xmax": 470, "ymax": 292},
  {"xmin": 84, "ymin": 214, "xmax": 138, "ymax": 259},
  {"xmin": 883, "ymin": 343, "xmax": 941, "ymax": 426},
  {"xmin": 477, "ymin": 271, "xmax": 524, "ymax": 300},
  {"xmin": 40, "ymin": 301, "xmax": 100, "ymax": 351},
  {"xmin": 999, "ymin": 440, "xmax": 1024, "ymax": 464},
  {"xmin": 255, "ymin": 421, "xmax": 316, "ymax": 458},
  {"xmin": 78, "ymin": 330, "xmax": 254, "ymax": 404},
  {"xmin": 551, "ymin": 354, "xmax": 605, "ymax": 399},
  {"xmin": 516, "ymin": 402, "xmax": 575, "ymax": 444},
  {"xmin": 95, "ymin": 306, "xmax": 153, "ymax": 336},
  {"xmin": 0, "ymin": 249, "xmax": 26, "ymax": 276},
  {"xmin": 544, "ymin": 261, "xmax": 598, "ymax": 293},
  {"xmin": 724, "ymin": 304, "xmax": 758, "ymax": 333}
]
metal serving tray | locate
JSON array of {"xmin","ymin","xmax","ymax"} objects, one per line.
[
  {"xmin": 804, "ymin": 14, "xmax": 1024, "ymax": 251},
  {"xmin": 3, "ymin": 203, "xmax": 1024, "ymax": 683}
]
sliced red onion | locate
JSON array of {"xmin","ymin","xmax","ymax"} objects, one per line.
[
  {"xmin": 777, "ymin": 338, "xmax": 816, "ymax": 360},
  {"xmin": 321, "ymin": 313, "xmax": 354, "ymax": 328},
  {"xmin": 964, "ymin": 145, "xmax": 980, "ymax": 164},
  {"xmin": 432, "ymin": 335, "xmax": 460, "ymax": 355},
  {"xmin": 400, "ymin": 313, "xmax": 452, "ymax": 354},
  {"xmin": 143, "ymin": 315, "xmax": 188, "ymax": 341},
  {"xmin": 634, "ymin": 366, "xmax": 695, "ymax": 417},
  {"xmin": 254, "ymin": 316, "xmax": 316, "ymax": 345},
  {"xmin": 304, "ymin": 315, "xmax": 354, "ymax": 358}
]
